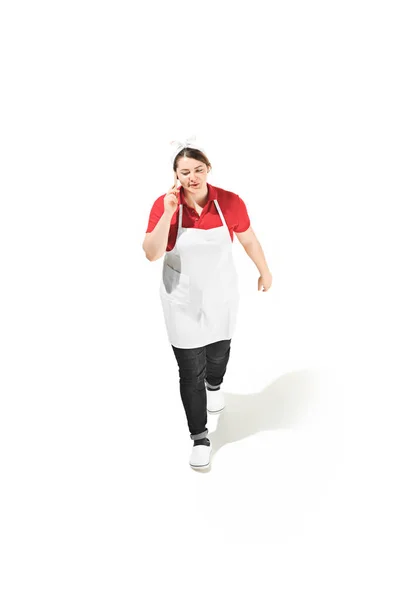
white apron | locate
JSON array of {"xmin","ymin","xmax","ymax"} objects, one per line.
[{"xmin": 159, "ymin": 198, "xmax": 240, "ymax": 349}]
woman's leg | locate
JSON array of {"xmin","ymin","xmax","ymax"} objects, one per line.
[
  {"xmin": 171, "ymin": 344, "xmax": 208, "ymax": 441},
  {"xmin": 205, "ymin": 338, "xmax": 232, "ymax": 391}
]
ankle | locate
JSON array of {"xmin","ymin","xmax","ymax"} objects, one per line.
[{"xmin": 193, "ymin": 438, "xmax": 210, "ymax": 447}]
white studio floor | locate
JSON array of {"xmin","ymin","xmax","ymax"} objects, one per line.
[
  {"xmin": 3, "ymin": 237, "xmax": 398, "ymax": 599},
  {"xmin": 2, "ymin": 0, "xmax": 400, "ymax": 596}
]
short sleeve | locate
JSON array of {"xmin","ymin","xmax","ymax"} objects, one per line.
[
  {"xmin": 145, "ymin": 196, "xmax": 165, "ymax": 233},
  {"xmin": 233, "ymin": 195, "xmax": 251, "ymax": 233}
]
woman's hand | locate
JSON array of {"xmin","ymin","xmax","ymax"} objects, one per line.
[
  {"xmin": 258, "ymin": 272, "xmax": 272, "ymax": 292},
  {"xmin": 164, "ymin": 173, "xmax": 180, "ymax": 216}
]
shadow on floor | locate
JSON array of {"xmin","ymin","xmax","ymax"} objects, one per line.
[{"xmin": 205, "ymin": 368, "xmax": 323, "ymax": 462}]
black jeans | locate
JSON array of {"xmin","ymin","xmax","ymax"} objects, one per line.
[{"xmin": 171, "ymin": 339, "xmax": 232, "ymax": 441}]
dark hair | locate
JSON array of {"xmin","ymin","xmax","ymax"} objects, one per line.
[{"xmin": 173, "ymin": 147, "xmax": 212, "ymax": 172}]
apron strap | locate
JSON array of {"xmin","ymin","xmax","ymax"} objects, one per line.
[
  {"xmin": 214, "ymin": 199, "xmax": 229, "ymax": 231},
  {"xmin": 178, "ymin": 202, "xmax": 183, "ymax": 231}
]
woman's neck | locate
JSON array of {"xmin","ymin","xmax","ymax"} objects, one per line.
[{"xmin": 183, "ymin": 184, "xmax": 209, "ymax": 207}]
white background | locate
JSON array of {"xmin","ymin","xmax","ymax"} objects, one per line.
[{"xmin": 1, "ymin": 0, "xmax": 399, "ymax": 598}]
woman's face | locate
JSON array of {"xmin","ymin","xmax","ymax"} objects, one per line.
[{"xmin": 175, "ymin": 157, "xmax": 209, "ymax": 192}]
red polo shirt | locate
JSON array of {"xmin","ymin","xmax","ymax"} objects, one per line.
[{"xmin": 145, "ymin": 183, "xmax": 251, "ymax": 252}]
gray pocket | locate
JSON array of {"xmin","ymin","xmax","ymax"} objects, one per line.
[{"xmin": 160, "ymin": 263, "xmax": 191, "ymax": 304}]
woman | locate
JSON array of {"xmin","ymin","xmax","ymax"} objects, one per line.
[{"xmin": 142, "ymin": 137, "xmax": 272, "ymax": 470}]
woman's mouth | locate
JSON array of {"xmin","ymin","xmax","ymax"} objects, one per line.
[{"xmin": 190, "ymin": 183, "xmax": 199, "ymax": 187}]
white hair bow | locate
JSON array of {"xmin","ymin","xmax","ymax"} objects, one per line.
[{"xmin": 169, "ymin": 135, "xmax": 205, "ymax": 164}]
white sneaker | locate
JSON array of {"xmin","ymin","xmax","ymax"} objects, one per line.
[
  {"xmin": 206, "ymin": 388, "xmax": 225, "ymax": 414},
  {"xmin": 189, "ymin": 440, "xmax": 212, "ymax": 469}
]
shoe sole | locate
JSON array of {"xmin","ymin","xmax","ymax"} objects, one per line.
[
  {"xmin": 190, "ymin": 461, "xmax": 210, "ymax": 469},
  {"xmin": 207, "ymin": 406, "xmax": 225, "ymax": 414}
]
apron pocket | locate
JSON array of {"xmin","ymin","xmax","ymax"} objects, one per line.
[{"xmin": 160, "ymin": 263, "xmax": 191, "ymax": 304}]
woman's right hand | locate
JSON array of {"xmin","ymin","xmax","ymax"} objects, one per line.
[{"xmin": 164, "ymin": 175, "xmax": 180, "ymax": 216}]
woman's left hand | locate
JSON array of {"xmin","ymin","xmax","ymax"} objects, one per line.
[{"xmin": 258, "ymin": 272, "xmax": 272, "ymax": 292}]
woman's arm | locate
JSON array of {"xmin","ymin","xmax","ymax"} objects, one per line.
[
  {"xmin": 142, "ymin": 210, "xmax": 173, "ymax": 261},
  {"xmin": 235, "ymin": 227, "xmax": 272, "ymax": 279}
]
